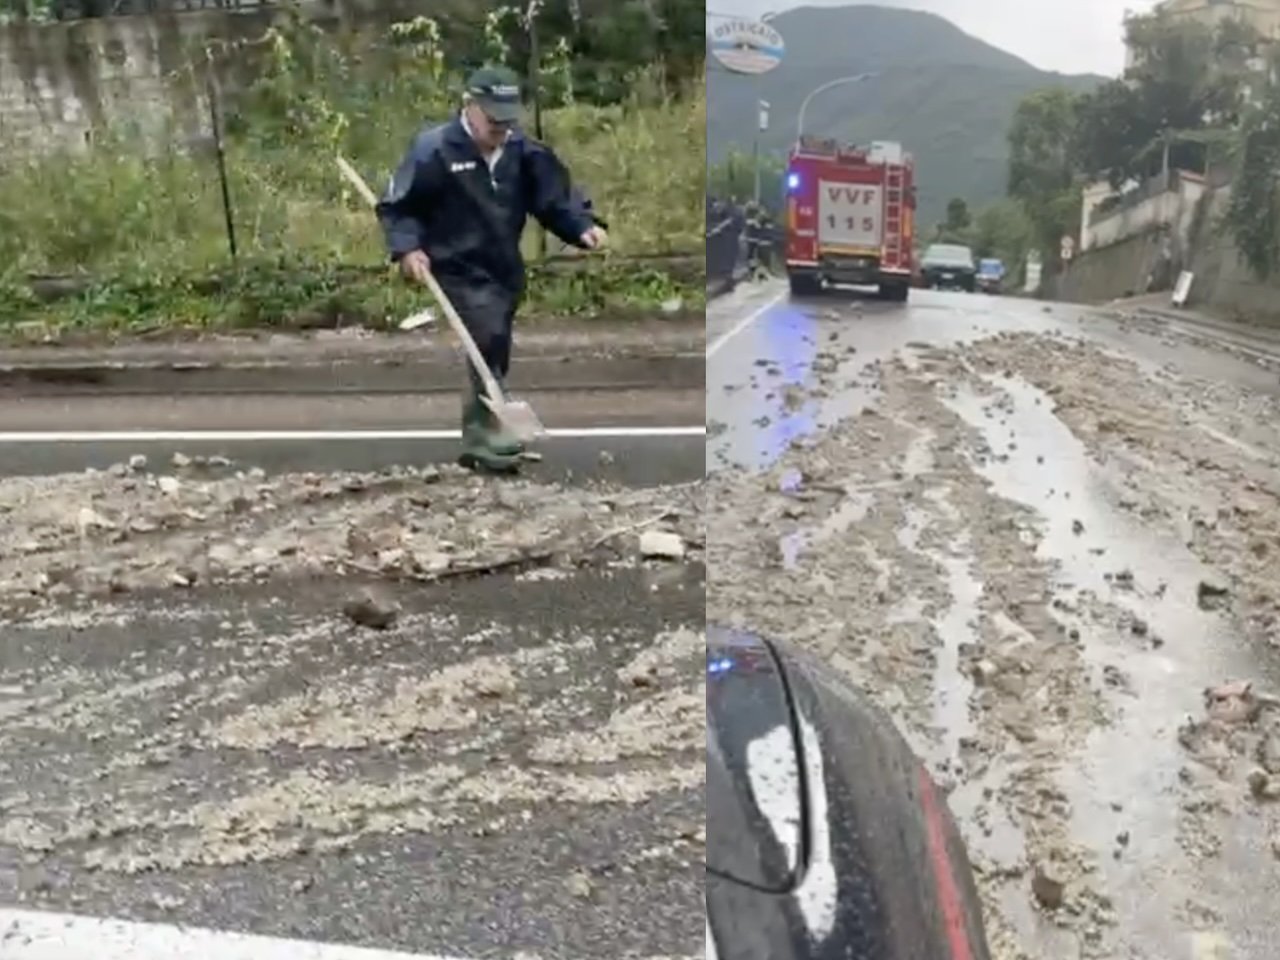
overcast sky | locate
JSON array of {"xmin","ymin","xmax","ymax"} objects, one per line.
[{"xmin": 707, "ymin": 0, "xmax": 1164, "ymax": 76}]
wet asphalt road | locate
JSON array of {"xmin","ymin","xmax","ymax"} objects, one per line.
[
  {"xmin": 0, "ymin": 388, "xmax": 705, "ymax": 958},
  {"xmin": 707, "ymin": 281, "xmax": 1280, "ymax": 473},
  {"xmin": 0, "ymin": 568, "xmax": 703, "ymax": 958},
  {"xmin": 707, "ymin": 280, "xmax": 1280, "ymax": 959},
  {"xmin": 0, "ymin": 390, "xmax": 703, "ymax": 486}
]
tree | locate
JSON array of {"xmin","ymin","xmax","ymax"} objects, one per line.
[
  {"xmin": 1007, "ymin": 88, "xmax": 1082, "ymax": 264},
  {"xmin": 970, "ymin": 199, "xmax": 1033, "ymax": 268},
  {"xmin": 1074, "ymin": 12, "xmax": 1249, "ymax": 186},
  {"xmin": 708, "ymin": 150, "xmax": 784, "ymax": 215},
  {"xmin": 944, "ymin": 197, "xmax": 971, "ymax": 234},
  {"xmin": 1223, "ymin": 80, "xmax": 1280, "ymax": 278}
]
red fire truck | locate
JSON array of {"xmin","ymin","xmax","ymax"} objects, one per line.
[{"xmin": 782, "ymin": 137, "xmax": 917, "ymax": 300}]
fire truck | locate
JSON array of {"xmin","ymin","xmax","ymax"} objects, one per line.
[{"xmin": 782, "ymin": 137, "xmax": 917, "ymax": 300}]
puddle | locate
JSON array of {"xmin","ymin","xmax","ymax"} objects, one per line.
[{"xmin": 943, "ymin": 372, "xmax": 1280, "ymax": 952}]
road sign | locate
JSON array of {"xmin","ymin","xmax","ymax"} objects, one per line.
[
  {"xmin": 1061, "ymin": 234, "xmax": 1076, "ymax": 261},
  {"xmin": 759, "ymin": 100, "xmax": 770, "ymax": 131},
  {"xmin": 1172, "ymin": 270, "xmax": 1194, "ymax": 306},
  {"xmin": 710, "ymin": 18, "xmax": 785, "ymax": 75}
]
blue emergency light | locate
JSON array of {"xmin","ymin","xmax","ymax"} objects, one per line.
[
  {"xmin": 786, "ymin": 172, "xmax": 800, "ymax": 191},
  {"xmin": 707, "ymin": 656, "xmax": 735, "ymax": 676}
]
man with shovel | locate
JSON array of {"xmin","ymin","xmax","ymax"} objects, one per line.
[{"xmin": 377, "ymin": 65, "xmax": 607, "ymax": 473}]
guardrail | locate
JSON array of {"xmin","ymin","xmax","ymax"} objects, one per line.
[{"xmin": 707, "ymin": 216, "xmax": 743, "ymax": 295}]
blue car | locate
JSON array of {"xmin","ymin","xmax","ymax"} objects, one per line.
[{"xmin": 976, "ymin": 258, "xmax": 1006, "ymax": 294}]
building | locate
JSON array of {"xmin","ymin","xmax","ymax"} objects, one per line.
[
  {"xmin": 1126, "ymin": 0, "xmax": 1280, "ymax": 70},
  {"xmin": 1158, "ymin": 0, "xmax": 1280, "ymax": 34}
]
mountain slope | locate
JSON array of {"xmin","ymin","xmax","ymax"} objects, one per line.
[{"xmin": 707, "ymin": 4, "xmax": 1102, "ymax": 223}]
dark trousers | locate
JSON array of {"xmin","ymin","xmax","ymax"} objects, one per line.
[{"xmin": 435, "ymin": 277, "xmax": 518, "ymax": 392}]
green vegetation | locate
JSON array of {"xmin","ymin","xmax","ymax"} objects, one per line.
[
  {"xmin": 706, "ymin": 4, "xmax": 1101, "ymax": 224},
  {"xmin": 1000, "ymin": 10, "xmax": 1267, "ymax": 277},
  {"xmin": 1225, "ymin": 85, "xmax": 1280, "ymax": 279},
  {"xmin": 0, "ymin": 4, "xmax": 705, "ymax": 339},
  {"xmin": 1006, "ymin": 87, "xmax": 1082, "ymax": 273},
  {"xmin": 707, "ymin": 150, "xmax": 784, "ymax": 210}
]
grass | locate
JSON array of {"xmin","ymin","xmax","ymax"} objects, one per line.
[{"xmin": 0, "ymin": 32, "xmax": 705, "ymax": 341}]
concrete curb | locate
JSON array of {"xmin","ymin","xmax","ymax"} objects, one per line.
[{"xmin": 0, "ymin": 324, "xmax": 706, "ymax": 396}]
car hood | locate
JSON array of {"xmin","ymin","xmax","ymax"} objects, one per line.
[{"xmin": 706, "ymin": 625, "xmax": 991, "ymax": 960}]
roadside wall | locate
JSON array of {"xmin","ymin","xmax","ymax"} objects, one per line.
[
  {"xmin": 0, "ymin": 10, "xmax": 269, "ymax": 151},
  {"xmin": 1082, "ymin": 174, "xmax": 1206, "ymax": 253},
  {"xmin": 1056, "ymin": 228, "xmax": 1171, "ymax": 303},
  {"xmin": 1063, "ymin": 181, "xmax": 1280, "ymax": 324},
  {"xmin": 1184, "ymin": 186, "xmax": 1280, "ymax": 323},
  {"xmin": 0, "ymin": 0, "xmax": 475, "ymax": 153}
]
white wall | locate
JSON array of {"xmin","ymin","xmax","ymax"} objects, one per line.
[{"xmin": 1082, "ymin": 173, "xmax": 1206, "ymax": 253}]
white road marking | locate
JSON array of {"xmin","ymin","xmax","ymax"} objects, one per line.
[
  {"xmin": 0, "ymin": 908, "xmax": 700, "ymax": 960},
  {"xmin": 0, "ymin": 427, "xmax": 704, "ymax": 443},
  {"xmin": 1190, "ymin": 931, "xmax": 1232, "ymax": 959},
  {"xmin": 0, "ymin": 908, "xmax": 458, "ymax": 959},
  {"xmin": 706, "ymin": 289, "xmax": 786, "ymax": 360}
]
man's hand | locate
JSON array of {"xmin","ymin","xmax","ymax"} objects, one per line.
[
  {"xmin": 400, "ymin": 250, "xmax": 432, "ymax": 285},
  {"xmin": 580, "ymin": 226, "xmax": 608, "ymax": 250}
]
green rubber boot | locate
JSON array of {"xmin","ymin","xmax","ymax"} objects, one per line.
[{"xmin": 458, "ymin": 382, "xmax": 523, "ymax": 473}]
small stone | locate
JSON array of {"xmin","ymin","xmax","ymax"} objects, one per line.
[
  {"xmin": 564, "ymin": 870, "xmax": 593, "ymax": 899},
  {"xmin": 77, "ymin": 507, "xmax": 115, "ymax": 531},
  {"xmin": 599, "ymin": 450, "xmax": 616, "ymax": 466},
  {"xmin": 170, "ymin": 568, "xmax": 198, "ymax": 588},
  {"xmin": 157, "ymin": 476, "xmax": 181, "ymax": 496},
  {"xmin": 171, "ymin": 452, "xmax": 192, "ymax": 469},
  {"xmin": 1031, "ymin": 866, "xmax": 1066, "ymax": 910},
  {"xmin": 1247, "ymin": 768, "xmax": 1274, "ymax": 800},
  {"xmin": 343, "ymin": 591, "xmax": 399, "ymax": 630},
  {"xmin": 1116, "ymin": 831, "xmax": 1130, "ymax": 847},
  {"xmin": 639, "ymin": 529, "xmax": 685, "ymax": 560},
  {"xmin": 972, "ymin": 660, "xmax": 999, "ymax": 685},
  {"xmin": 1072, "ymin": 519, "xmax": 1084, "ymax": 535},
  {"xmin": 291, "ymin": 877, "xmax": 313, "ymax": 894},
  {"xmin": 1206, "ymin": 681, "xmax": 1259, "ymax": 724},
  {"xmin": 1198, "ymin": 580, "xmax": 1230, "ymax": 611},
  {"xmin": 1257, "ymin": 734, "xmax": 1280, "ymax": 775},
  {"xmin": 128, "ymin": 454, "xmax": 148, "ymax": 472},
  {"xmin": 660, "ymin": 297, "xmax": 684, "ymax": 314}
]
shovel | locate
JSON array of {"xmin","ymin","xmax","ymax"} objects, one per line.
[{"xmin": 335, "ymin": 155, "xmax": 546, "ymax": 444}]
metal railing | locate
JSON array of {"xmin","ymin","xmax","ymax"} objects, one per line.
[{"xmin": 707, "ymin": 214, "xmax": 743, "ymax": 292}]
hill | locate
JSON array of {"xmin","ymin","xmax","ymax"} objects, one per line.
[{"xmin": 707, "ymin": 4, "xmax": 1103, "ymax": 223}]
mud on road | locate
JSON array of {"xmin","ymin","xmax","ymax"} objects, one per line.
[
  {"xmin": 708, "ymin": 308, "xmax": 1280, "ymax": 959},
  {"xmin": 0, "ymin": 460, "xmax": 706, "ymax": 958}
]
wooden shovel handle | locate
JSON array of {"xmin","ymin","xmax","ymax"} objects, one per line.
[{"xmin": 335, "ymin": 155, "xmax": 505, "ymax": 405}]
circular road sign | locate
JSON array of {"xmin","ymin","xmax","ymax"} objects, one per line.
[{"xmin": 710, "ymin": 18, "xmax": 785, "ymax": 75}]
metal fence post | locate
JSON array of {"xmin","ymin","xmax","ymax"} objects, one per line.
[{"xmin": 206, "ymin": 63, "xmax": 238, "ymax": 262}]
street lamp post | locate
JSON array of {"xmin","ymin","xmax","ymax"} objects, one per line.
[
  {"xmin": 749, "ymin": 10, "xmax": 778, "ymax": 206},
  {"xmin": 796, "ymin": 72, "xmax": 875, "ymax": 141}
]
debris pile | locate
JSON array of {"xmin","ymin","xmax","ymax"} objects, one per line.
[{"xmin": 0, "ymin": 461, "xmax": 704, "ymax": 608}]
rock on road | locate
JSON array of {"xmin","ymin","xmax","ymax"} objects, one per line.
[
  {"xmin": 707, "ymin": 281, "xmax": 1280, "ymax": 960},
  {"xmin": 0, "ymin": 426, "xmax": 705, "ymax": 958}
]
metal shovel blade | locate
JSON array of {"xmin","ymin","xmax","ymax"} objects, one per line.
[{"xmin": 481, "ymin": 395, "xmax": 546, "ymax": 444}]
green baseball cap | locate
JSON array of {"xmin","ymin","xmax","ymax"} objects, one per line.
[{"xmin": 466, "ymin": 65, "xmax": 524, "ymax": 123}]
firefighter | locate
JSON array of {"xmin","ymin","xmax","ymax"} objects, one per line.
[
  {"xmin": 377, "ymin": 65, "xmax": 607, "ymax": 473},
  {"xmin": 743, "ymin": 201, "xmax": 772, "ymax": 281}
]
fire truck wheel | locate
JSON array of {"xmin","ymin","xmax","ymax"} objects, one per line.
[
  {"xmin": 788, "ymin": 272, "xmax": 822, "ymax": 297},
  {"xmin": 879, "ymin": 281, "xmax": 910, "ymax": 303}
]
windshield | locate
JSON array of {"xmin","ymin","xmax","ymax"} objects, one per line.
[{"xmin": 923, "ymin": 244, "xmax": 974, "ymax": 266}]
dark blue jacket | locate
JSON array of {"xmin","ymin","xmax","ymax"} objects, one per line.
[{"xmin": 376, "ymin": 113, "xmax": 595, "ymax": 296}]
